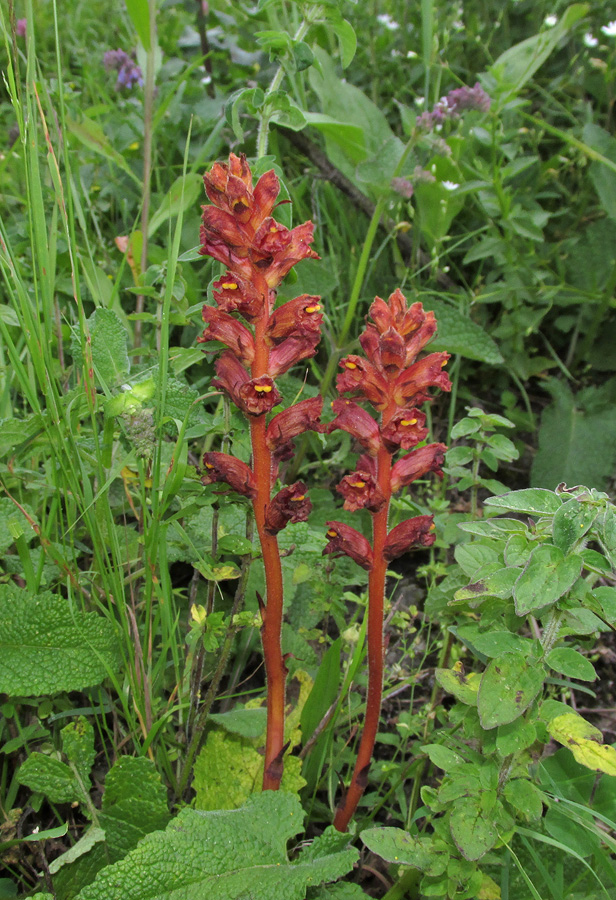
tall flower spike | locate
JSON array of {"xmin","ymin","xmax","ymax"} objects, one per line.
[
  {"xmin": 328, "ymin": 289, "xmax": 451, "ymax": 833},
  {"xmin": 190, "ymin": 154, "xmax": 323, "ymax": 797}
]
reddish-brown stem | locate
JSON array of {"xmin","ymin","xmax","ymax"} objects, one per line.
[
  {"xmin": 250, "ymin": 281, "xmax": 287, "ymax": 791},
  {"xmin": 333, "ymin": 403, "xmax": 395, "ymax": 832}
]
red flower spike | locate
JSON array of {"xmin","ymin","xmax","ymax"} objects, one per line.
[
  {"xmin": 199, "ymin": 307, "xmax": 255, "ymax": 363},
  {"xmin": 212, "ymin": 350, "xmax": 249, "ymax": 403},
  {"xmin": 384, "ymin": 516, "xmax": 436, "ymax": 561},
  {"xmin": 327, "ymin": 399, "xmax": 380, "ymax": 456},
  {"xmin": 204, "ymin": 154, "xmax": 279, "ymax": 229},
  {"xmin": 265, "ymin": 483, "xmax": 312, "ymax": 534},
  {"xmin": 380, "ymin": 408, "xmax": 428, "ymax": 452},
  {"xmin": 212, "ymin": 272, "xmax": 267, "ymax": 322},
  {"xmin": 323, "ymin": 522, "xmax": 374, "ymax": 571},
  {"xmin": 390, "ymin": 443, "xmax": 447, "ymax": 492},
  {"xmin": 269, "ymin": 331, "xmax": 321, "ymax": 377},
  {"xmin": 266, "ymin": 295, "xmax": 323, "ymax": 345},
  {"xmin": 393, "ymin": 352, "xmax": 452, "ymax": 406},
  {"xmin": 360, "ymin": 324, "xmax": 407, "ymax": 373},
  {"xmin": 337, "ymin": 472, "xmax": 386, "ymax": 513},
  {"xmin": 266, "ymin": 396, "xmax": 324, "ymax": 451},
  {"xmin": 201, "ymin": 452, "xmax": 256, "ymax": 498}
]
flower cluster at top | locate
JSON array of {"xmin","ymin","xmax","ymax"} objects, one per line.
[
  {"xmin": 416, "ymin": 82, "xmax": 491, "ymax": 131},
  {"xmin": 197, "ymin": 153, "xmax": 323, "ymax": 535},
  {"xmin": 103, "ymin": 50, "xmax": 144, "ymax": 91},
  {"xmin": 323, "ymin": 289, "xmax": 451, "ymax": 569}
]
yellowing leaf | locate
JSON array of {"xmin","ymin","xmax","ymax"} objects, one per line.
[
  {"xmin": 548, "ymin": 713, "xmax": 616, "ymax": 775},
  {"xmin": 478, "ymin": 873, "xmax": 501, "ymax": 899}
]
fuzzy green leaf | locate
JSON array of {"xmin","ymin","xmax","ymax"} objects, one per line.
[
  {"xmin": 18, "ymin": 754, "xmax": 83, "ymax": 804},
  {"xmin": 552, "ymin": 498, "xmax": 598, "ymax": 554},
  {"xmin": 0, "ymin": 586, "xmax": 120, "ymax": 695},
  {"xmin": 478, "ymin": 652, "xmax": 544, "ymax": 729},
  {"xmin": 75, "ymin": 793, "xmax": 357, "ymax": 900},
  {"xmin": 513, "ymin": 544, "xmax": 582, "ymax": 615},
  {"xmin": 484, "ymin": 489, "xmax": 562, "ymax": 516},
  {"xmin": 72, "ymin": 309, "xmax": 130, "ymax": 387},
  {"xmin": 449, "ymin": 797, "xmax": 498, "ymax": 861},
  {"xmin": 546, "ymin": 648, "xmax": 596, "ymax": 682},
  {"xmin": 424, "ymin": 300, "xmax": 503, "ymax": 364},
  {"xmin": 360, "ymin": 827, "xmax": 448, "ymax": 876}
]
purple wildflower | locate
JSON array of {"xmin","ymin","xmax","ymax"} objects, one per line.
[
  {"xmin": 415, "ymin": 81, "xmax": 491, "ymax": 131},
  {"xmin": 103, "ymin": 49, "xmax": 144, "ymax": 91},
  {"xmin": 16, "ymin": 18, "xmax": 27, "ymax": 37},
  {"xmin": 391, "ymin": 177, "xmax": 414, "ymax": 199}
]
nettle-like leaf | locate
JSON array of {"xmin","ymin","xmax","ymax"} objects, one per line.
[
  {"xmin": 75, "ymin": 793, "xmax": 357, "ymax": 900},
  {"xmin": 478, "ymin": 651, "xmax": 545, "ymax": 729},
  {"xmin": 0, "ymin": 585, "xmax": 120, "ymax": 695},
  {"xmin": 18, "ymin": 753, "xmax": 86, "ymax": 805},
  {"xmin": 72, "ymin": 308, "xmax": 130, "ymax": 388},
  {"xmin": 361, "ymin": 827, "xmax": 448, "ymax": 877},
  {"xmin": 51, "ymin": 757, "xmax": 169, "ymax": 900}
]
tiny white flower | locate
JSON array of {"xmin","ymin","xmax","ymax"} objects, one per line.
[
  {"xmin": 415, "ymin": 96, "xmax": 425, "ymax": 106},
  {"xmin": 601, "ymin": 20, "xmax": 616, "ymax": 36},
  {"xmin": 442, "ymin": 180, "xmax": 459, "ymax": 190},
  {"xmin": 377, "ymin": 13, "xmax": 400, "ymax": 30},
  {"xmin": 544, "ymin": 14, "xmax": 558, "ymax": 26},
  {"xmin": 406, "ymin": 50, "xmax": 418, "ymax": 58},
  {"xmin": 584, "ymin": 32, "xmax": 599, "ymax": 47},
  {"xmin": 452, "ymin": 20, "xmax": 464, "ymax": 31}
]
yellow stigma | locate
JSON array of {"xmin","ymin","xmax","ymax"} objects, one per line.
[
  {"xmin": 305, "ymin": 304, "xmax": 321, "ymax": 313},
  {"xmin": 269, "ymin": 225, "xmax": 278, "ymax": 233},
  {"xmin": 221, "ymin": 282, "xmax": 238, "ymax": 290},
  {"xmin": 440, "ymin": 358, "xmax": 448, "ymax": 367},
  {"xmin": 291, "ymin": 495, "xmax": 306, "ymax": 502},
  {"xmin": 205, "ymin": 462, "xmax": 214, "ymax": 469},
  {"xmin": 326, "ymin": 529, "xmax": 338, "ymax": 538},
  {"xmin": 254, "ymin": 384, "xmax": 272, "ymax": 393},
  {"xmin": 429, "ymin": 523, "xmax": 436, "ymax": 531},
  {"xmin": 350, "ymin": 480, "xmax": 366, "ymax": 488},
  {"xmin": 401, "ymin": 418, "xmax": 418, "ymax": 426},
  {"xmin": 345, "ymin": 361, "xmax": 357, "ymax": 370}
]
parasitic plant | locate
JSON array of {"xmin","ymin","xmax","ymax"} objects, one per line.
[
  {"xmin": 197, "ymin": 154, "xmax": 323, "ymax": 790},
  {"xmin": 325, "ymin": 288, "xmax": 451, "ymax": 831}
]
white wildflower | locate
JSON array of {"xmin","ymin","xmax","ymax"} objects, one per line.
[
  {"xmin": 601, "ymin": 20, "xmax": 616, "ymax": 36},
  {"xmin": 544, "ymin": 14, "xmax": 558, "ymax": 26}
]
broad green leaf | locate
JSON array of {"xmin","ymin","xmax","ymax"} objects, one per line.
[
  {"xmin": 457, "ymin": 517, "xmax": 528, "ymax": 538},
  {"xmin": 505, "ymin": 534, "xmax": 533, "ymax": 567},
  {"xmin": 513, "ymin": 545, "xmax": 582, "ymax": 615},
  {"xmin": 488, "ymin": 4, "xmax": 589, "ymax": 103},
  {"xmin": 531, "ymin": 378, "xmax": 616, "ymax": 491},
  {"xmin": 61, "ymin": 718, "xmax": 96, "ymax": 784},
  {"xmin": 449, "ymin": 797, "xmax": 498, "ymax": 861},
  {"xmin": 421, "ymin": 745, "xmax": 466, "ymax": 772},
  {"xmin": 496, "ymin": 720, "xmax": 537, "ymax": 756},
  {"xmin": 334, "ymin": 19, "xmax": 356, "ymax": 68},
  {"xmin": 75, "ymin": 793, "xmax": 357, "ymax": 900},
  {"xmin": 193, "ymin": 730, "xmax": 305, "ymax": 811},
  {"xmin": 453, "ymin": 567, "xmax": 518, "ymax": 605},
  {"xmin": 309, "ymin": 884, "xmax": 368, "ymax": 899},
  {"xmin": 360, "ymin": 828, "xmax": 448, "ymax": 876},
  {"xmin": 0, "ymin": 585, "xmax": 120, "ymax": 695},
  {"xmin": 546, "ymin": 648, "xmax": 596, "ymax": 682},
  {"xmin": 460, "ymin": 628, "xmax": 533, "ymax": 659},
  {"xmin": 72, "ymin": 309, "xmax": 130, "ymax": 388},
  {"xmin": 584, "ymin": 124, "xmax": 616, "ymax": 219},
  {"xmin": 148, "ymin": 174, "xmax": 202, "ymax": 238},
  {"xmin": 18, "ymin": 754, "xmax": 83, "ymax": 804},
  {"xmin": 503, "ymin": 779, "xmax": 544, "ymax": 821},
  {"xmin": 0, "ymin": 497, "xmax": 37, "ymax": 553},
  {"xmin": 454, "ymin": 542, "xmax": 500, "ymax": 577},
  {"xmin": 591, "ymin": 585, "xmax": 616, "ymax": 624},
  {"xmin": 484, "ymin": 489, "xmax": 562, "ymax": 516},
  {"xmin": 125, "ymin": 0, "xmax": 151, "ymax": 50},
  {"xmin": 552, "ymin": 498, "xmax": 598, "ymax": 554},
  {"xmin": 209, "ymin": 708, "xmax": 267, "ymax": 740},
  {"xmin": 67, "ymin": 118, "xmax": 139, "ymax": 184},
  {"xmin": 478, "ymin": 652, "xmax": 544, "ymax": 729},
  {"xmin": 548, "ymin": 713, "xmax": 616, "ymax": 775},
  {"xmin": 435, "ymin": 665, "xmax": 480, "ymax": 705},
  {"xmin": 414, "ymin": 167, "xmax": 466, "ymax": 251}
]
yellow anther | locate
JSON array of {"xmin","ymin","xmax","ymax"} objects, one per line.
[
  {"xmin": 400, "ymin": 418, "xmax": 418, "ymax": 426},
  {"xmin": 345, "ymin": 361, "xmax": 357, "ymax": 369},
  {"xmin": 350, "ymin": 481, "xmax": 366, "ymax": 489},
  {"xmin": 221, "ymin": 282, "xmax": 238, "ymax": 290},
  {"xmin": 254, "ymin": 384, "xmax": 272, "ymax": 393},
  {"xmin": 269, "ymin": 225, "xmax": 278, "ymax": 232},
  {"xmin": 305, "ymin": 305, "xmax": 321, "ymax": 313},
  {"xmin": 205, "ymin": 462, "xmax": 214, "ymax": 469},
  {"xmin": 326, "ymin": 529, "xmax": 338, "ymax": 538},
  {"xmin": 429, "ymin": 523, "xmax": 436, "ymax": 531},
  {"xmin": 291, "ymin": 495, "xmax": 306, "ymax": 502},
  {"xmin": 441, "ymin": 358, "xmax": 448, "ymax": 367}
]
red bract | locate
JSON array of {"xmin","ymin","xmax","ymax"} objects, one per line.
[
  {"xmin": 265, "ymin": 483, "xmax": 312, "ymax": 534},
  {"xmin": 329, "ymin": 288, "xmax": 450, "ymax": 834},
  {"xmin": 323, "ymin": 522, "xmax": 374, "ymax": 570},
  {"xmin": 201, "ymin": 452, "xmax": 256, "ymax": 498},
  {"xmin": 196, "ymin": 153, "xmax": 323, "ymax": 794},
  {"xmin": 384, "ymin": 515, "xmax": 436, "ymax": 560}
]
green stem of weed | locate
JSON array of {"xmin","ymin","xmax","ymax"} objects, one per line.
[{"xmin": 256, "ymin": 18, "xmax": 310, "ymax": 159}]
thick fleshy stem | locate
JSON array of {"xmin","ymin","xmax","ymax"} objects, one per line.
[
  {"xmin": 249, "ymin": 275, "xmax": 287, "ymax": 789},
  {"xmin": 333, "ymin": 406, "xmax": 394, "ymax": 832}
]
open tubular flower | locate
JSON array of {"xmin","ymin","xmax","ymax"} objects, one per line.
[
  {"xmin": 329, "ymin": 289, "xmax": 450, "ymax": 834},
  {"xmin": 197, "ymin": 153, "xmax": 323, "ymax": 793}
]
